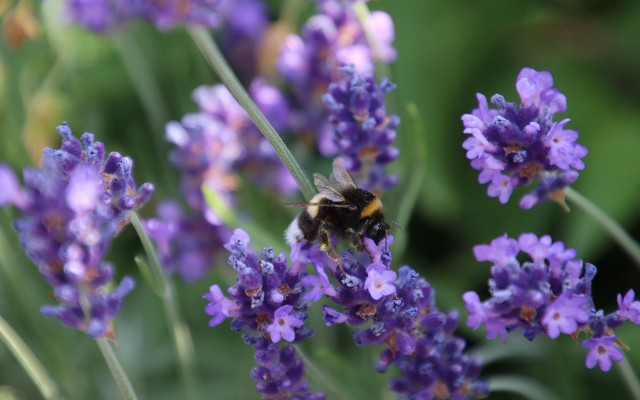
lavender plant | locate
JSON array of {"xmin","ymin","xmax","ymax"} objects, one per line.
[
  {"xmin": 0, "ymin": 123, "xmax": 152, "ymax": 339},
  {"xmin": 2, "ymin": 0, "xmax": 640, "ymax": 399},
  {"xmin": 461, "ymin": 67, "xmax": 587, "ymax": 209},
  {"xmin": 204, "ymin": 229, "xmax": 322, "ymax": 399},
  {"xmin": 204, "ymin": 230, "xmax": 489, "ymax": 399},
  {"xmin": 464, "ymin": 233, "xmax": 639, "ymax": 371}
]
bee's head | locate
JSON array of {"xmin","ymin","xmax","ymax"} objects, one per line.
[{"xmin": 364, "ymin": 217, "xmax": 390, "ymax": 245}]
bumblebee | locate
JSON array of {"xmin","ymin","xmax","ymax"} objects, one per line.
[{"xmin": 285, "ymin": 159, "xmax": 389, "ymax": 262}]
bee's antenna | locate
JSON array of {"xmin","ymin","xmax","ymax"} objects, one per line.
[{"xmin": 390, "ymin": 220, "xmax": 402, "ymax": 230}]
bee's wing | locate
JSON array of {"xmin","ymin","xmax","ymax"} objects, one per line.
[
  {"xmin": 313, "ymin": 173, "xmax": 345, "ymax": 202},
  {"xmin": 329, "ymin": 158, "xmax": 358, "ymax": 190},
  {"xmin": 284, "ymin": 201, "xmax": 356, "ymax": 210}
]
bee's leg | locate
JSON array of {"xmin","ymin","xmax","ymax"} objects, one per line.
[
  {"xmin": 357, "ymin": 233, "xmax": 376, "ymax": 261},
  {"xmin": 319, "ymin": 225, "xmax": 345, "ymax": 273},
  {"xmin": 344, "ymin": 228, "xmax": 375, "ymax": 261}
]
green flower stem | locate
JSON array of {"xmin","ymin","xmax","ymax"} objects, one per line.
[
  {"xmin": 128, "ymin": 212, "xmax": 198, "ymax": 400},
  {"xmin": 293, "ymin": 345, "xmax": 350, "ymax": 400},
  {"xmin": 488, "ymin": 375, "xmax": 561, "ymax": 400},
  {"xmin": 392, "ymin": 103, "xmax": 426, "ymax": 255},
  {"xmin": 564, "ymin": 187, "xmax": 640, "ymax": 269},
  {"xmin": 97, "ymin": 338, "xmax": 138, "ymax": 400},
  {"xmin": 112, "ymin": 33, "xmax": 173, "ymax": 190},
  {"xmin": 187, "ymin": 26, "xmax": 316, "ymax": 200},
  {"xmin": 0, "ymin": 314, "xmax": 65, "ymax": 400},
  {"xmin": 616, "ymin": 357, "xmax": 640, "ymax": 399}
]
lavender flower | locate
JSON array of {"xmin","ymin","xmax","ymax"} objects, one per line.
[
  {"xmin": 134, "ymin": 0, "xmax": 221, "ymax": 30},
  {"xmin": 203, "ymin": 229, "xmax": 312, "ymax": 342},
  {"xmin": 464, "ymin": 233, "xmax": 640, "ymax": 371},
  {"xmin": 64, "ymin": 0, "xmax": 134, "ymax": 32},
  {"xmin": 0, "ymin": 122, "xmax": 153, "ymax": 338},
  {"xmin": 63, "ymin": 0, "xmax": 221, "ymax": 32},
  {"xmin": 244, "ymin": 335, "xmax": 325, "ymax": 400},
  {"xmin": 144, "ymin": 201, "xmax": 228, "ymax": 282},
  {"xmin": 203, "ymin": 229, "xmax": 323, "ymax": 399},
  {"xmin": 277, "ymin": 0, "xmax": 396, "ymax": 147},
  {"xmin": 322, "ymin": 65, "xmax": 400, "ymax": 191},
  {"xmin": 169, "ymin": 82, "xmax": 295, "ymax": 215},
  {"xmin": 147, "ymin": 82, "xmax": 295, "ymax": 281},
  {"xmin": 217, "ymin": 0, "xmax": 269, "ymax": 83},
  {"xmin": 582, "ymin": 336, "xmax": 624, "ymax": 372},
  {"xmin": 461, "ymin": 67, "xmax": 587, "ymax": 208},
  {"xmin": 298, "ymin": 236, "xmax": 488, "ymax": 398}
]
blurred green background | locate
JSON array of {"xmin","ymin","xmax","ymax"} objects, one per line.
[{"xmin": 1, "ymin": 0, "xmax": 640, "ymax": 399}]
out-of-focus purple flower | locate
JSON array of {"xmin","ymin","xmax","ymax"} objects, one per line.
[
  {"xmin": 466, "ymin": 232, "xmax": 639, "ymax": 371},
  {"xmin": 63, "ymin": 0, "xmax": 221, "ymax": 32},
  {"xmin": 245, "ymin": 335, "xmax": 325, "ymax": 400},
  {"xmin": 150, "ymin": 83, "xmax": 295, "ymax": 281},
  {"xmin": 168, "ymin": 83, "xmax": 296, "ymax": 212},
  {"xmin": 0, "ymin": 164, "xmax": 29, "ymax": 209},
  {"xmin": 322, "ymin": 65, "xmax": 400, "ymax": 192},
  {"xmin": 0, "ymin": 122, "xmax": 153, "ymax": 338},
  {"xmin": 365, "ymin": 11, "xmax": 396, "ymax": 62},
  {"xmin": 217, "ymin": 0, "xmax": 269, "ymax": 83},
  {"xmin": 64, "ymin": 0, "xmax": 134, "ymax": 32},
  {"xmin": 461, "ymin": 67, "xmax": 587, "ymax": 208},
  {"xmin": 582, "ymin": 335, "xmax": 624, "ymax": 372},
  {"xmin": 144, "ymin": 201, "xmax": 229, "ymax": 282},
  {"xmin": 135, "ymin": 0, "xmax": 221, "ymax": 30}
]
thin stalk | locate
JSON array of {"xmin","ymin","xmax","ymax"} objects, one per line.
[
  {"xmin": 0, "ymin": 314, "xmax": 65, "ymax": 400},
  {"xmin": 97, "ymin": 338, "xmax": 138, "ymax": 400},
  {"xmin": 187, "ymin": 26, "xmax": 316, "ymax": 200},
  {"xmin": 489, "ymin": 375, "xmax": 562, "ymax": 400},
  {"xmin": 392, "ymin": 103, "xmax": 426, "ymax": 255},
  {"xmin": 111, "ymin": 33, "xmax": 173, "ymax": 190},
  {"xmin": 0, "ymin": 212, "xmax": 68, "ymax": 377},
  {"xmin": 128, "ymin": 212, "xmax": 199, "ymax": 400},
  {"xmin": 564, "ymin": 187, "xmax": 640, "ymax": 269},
  {"xmin": 616, "ymin": 357, "xmax": 640, "ymax": 399},
  {"xmin": 293, "ymin": 345, "xmax": 350, "ymax": 400}
]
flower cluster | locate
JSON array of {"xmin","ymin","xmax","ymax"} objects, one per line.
[
  {"xmin": 0, "ymin": 122, "xmax": 153, "ymax": 338},
  {"xmin": 464, "ymin": 233, "xmax": 640, "ymax": 371},
  {"xmin": 461, "ymin": 67, "xmax": 588, "ymax": 209},
  {"xmin": 145, "ymin": 82, "xmax": 295, "ymax": 281},
  {"xmin": 244, "ymin": 335, "xmax": 325, "ymax": 400},
  {"xmin": 294, "ymin": 236, "xmax": 489, "ymax": 399},
  {"xmin": 143, "ymin": 201, "xmax": 228, "ymax": 282},
  {"xmin": 64, "ymin": 0, "xmax": 221, "ymax": 32},
  {"xmin": 278, "ymin": 0, "xmax": 396, "ymax": 145},
  {"xmin": 203, "ymin": 229, "xmax": 322, "ymax": 399},
  {"xmin": 323, "ymin": 65, "xmax": 400, "ymax": 191}
]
